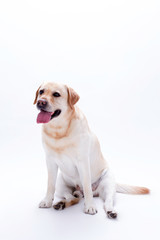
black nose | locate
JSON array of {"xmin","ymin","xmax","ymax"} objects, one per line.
[{"xmin": 37, "ymin": 99, "xmax": 48, "ymax": 109}]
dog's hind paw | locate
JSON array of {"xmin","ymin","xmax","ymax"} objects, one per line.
[
  {"xmin": 53, "ymin": 201, "xmax": 65, "ymax": 210},
  {"xmin": 107, "ymin": 211, "xmax": 117, "ymax": 219}
]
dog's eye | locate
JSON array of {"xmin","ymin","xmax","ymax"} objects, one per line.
[
  {"xmin": 53, "ymin": 92, "xmax": 61, "ymax": 97},
  {"xmin": 39, "ymin": 89, "xmax": 44, "ymax": 95}
]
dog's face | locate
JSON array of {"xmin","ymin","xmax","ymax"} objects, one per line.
[{"xmin": 34, "ymin": 82, "xmax": 79, "ymax": 124}]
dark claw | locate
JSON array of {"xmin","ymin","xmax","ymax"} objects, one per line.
[
  {"xmin": 74, "ymin": 194, "xmax": 79, "ymax": 198},
  {"xmin": 107, "ymin": 211, "xmax": 117, "ymax": 219},
  {"xmin": 53, "ymin": 201, "xmax": 65, "ymax": 210}
]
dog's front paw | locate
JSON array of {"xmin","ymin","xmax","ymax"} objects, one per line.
[
  {"xmin": 39, "ymin": 198, "xmax": 53, "ymax": 208},
  {"xmin": 84, "ymin": 203, "xmax": 98, "ymax": 215}
]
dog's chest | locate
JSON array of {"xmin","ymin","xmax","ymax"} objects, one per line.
[
  {"xmin": 56, "ymin": 154, "xmax": 79, "ymax": 179},
  {"xmin": 44, "ymin": 136, "xmax": 77, "ymax": 157},
  {"xmin": 44, "ymin": 135, "xmax": 79, "ymax": 176},
  {"xmin": 52, "ymin": 149, "xmax": 81, "ymax": 185}
]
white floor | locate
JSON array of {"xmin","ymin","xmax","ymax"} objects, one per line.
[{"xmin": 0, "ymin": 123, "xmax": 159, "ymax": 240}]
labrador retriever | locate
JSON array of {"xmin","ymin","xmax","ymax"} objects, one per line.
[{"xmin": 34, "ymin": 82, "xmax": 149, "ymax": 218}]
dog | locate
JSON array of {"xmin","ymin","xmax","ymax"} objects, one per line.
[{"xmin": 34, "ymin": 82, "xmax": 149, "ymax": 218}]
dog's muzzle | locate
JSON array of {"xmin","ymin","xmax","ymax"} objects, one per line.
[
  {"xmin": 36, "ymin": 99, "xmax": 61, "ymax": 124},
  {"xmin": 37, "ymin": 99, "xmax": 48, "ymax": 111}
]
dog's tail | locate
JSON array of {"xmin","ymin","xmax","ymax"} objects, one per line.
[{"xmin": 116, "ymin": 183, "xmax": 150, "ymax": 194}]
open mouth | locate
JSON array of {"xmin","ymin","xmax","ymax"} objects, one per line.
[{"xmin": 37, "ymin": 109, "xmax": 61, "ymax": 124}]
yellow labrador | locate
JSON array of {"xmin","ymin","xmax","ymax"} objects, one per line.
[{"xmin": 34, "ymin": 82, "xmax": 149, "ymax": 218}]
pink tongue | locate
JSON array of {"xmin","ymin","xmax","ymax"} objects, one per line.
[{"xmin": 37, "ymin": 111, "xmax": 52, "ymax": 124}]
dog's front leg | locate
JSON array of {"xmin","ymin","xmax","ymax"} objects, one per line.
[
  {"xmin": 39, "ymin": 157, "xmax": 58, "ymax": 208},
  {"xmin": 77, "ymin": 160, "xmax": 97, "ymax": 215}
]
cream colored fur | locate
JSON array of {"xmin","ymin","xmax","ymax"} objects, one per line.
[{"xmin": 34, "ymin": 82, "xmax": 149, "ymax": 218}]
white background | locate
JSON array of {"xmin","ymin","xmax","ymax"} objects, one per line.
[{"xmin": 0, "ymin": 0, "xmax": 160, "ymax": 240}]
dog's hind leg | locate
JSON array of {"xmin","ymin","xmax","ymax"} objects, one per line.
[
  {"xmin": 53, "ymin": 196, "xmax": 81, "ymax": 210},
  {"xmin": 98, "ymin": 169, "xmax": 117, "ymax": 219},
  {"xmin": 53, "ymin": 174, "xmax": 82, "ymax": 211}
]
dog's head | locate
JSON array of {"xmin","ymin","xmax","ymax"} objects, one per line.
[{"xmin": 33, "ymin": 82, "xmax": 80, "ymax": 124}]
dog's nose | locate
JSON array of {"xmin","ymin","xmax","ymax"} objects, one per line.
[{"xmin": 37, "ymin": 99, "xmax": 48, "ymax": 109}]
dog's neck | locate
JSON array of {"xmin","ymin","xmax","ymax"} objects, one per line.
[{"xmin": 42, "ymin": 107, "xmax": 76, "ymax": 139}]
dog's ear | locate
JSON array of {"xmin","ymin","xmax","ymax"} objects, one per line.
[
  {"xmin": 33, "ymin": 86, "xmax": 41, "ymax": 105},
  {"xmin": 67, "ymin": 86, "xmax": 80, "ymax": 109}
]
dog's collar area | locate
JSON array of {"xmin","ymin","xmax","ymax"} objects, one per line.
[{"xmin": 51, "ymin": 109, "xmax": 61, "ymax": 120}]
